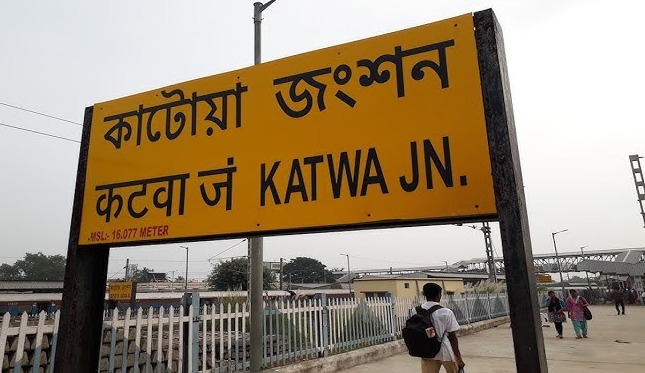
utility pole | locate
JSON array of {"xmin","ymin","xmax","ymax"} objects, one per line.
[
  {"xmin": 457, "ymin": 223, "xmax": 497, "ymax": 282},
  {"xmin": 180, "ymin": 246, "xmax": 189, "ymax": 292},
  {"xmin": 482, "ymin": 222, "xmax": 497, "ymax": 282},
  {"xmin": 279, "ymin": 257, "xmax": 284, "ymax": 290},
  {"xmin": 340, "ymin": 254, "xmax": 351, "ymax": 295},
  {"xmin": 580, "ymin": 246, "xmax": 592, "ymax": 291},
  {"xmin": 628, "ymin": 155, "xmax": 645, "ymax": 227},
  {"xmin": 250, "ymin": 2, "xmax": 278, "ymax": 371},
  {"xmin": 124, "ymin": 258, "xmax": 130, "ymax": 281}
]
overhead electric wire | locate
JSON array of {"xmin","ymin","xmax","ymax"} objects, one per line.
[
  {"xmin": 207, "ymin": 239, "xmax": 248, "ymax": 261},
  {"xmin": 0, "ymin": 121, "xmax": 80, "ymax": 143},
  {"xmin": 107, "ymin": 267, "xmax": 125, "ymax": 280},
  {"xmin": 0, "ymin": 101, "xmax": 82, "ymax": 126},
  {"xmin": 113, "ymin": 258, "xmax": 225, "ymax": 263}
]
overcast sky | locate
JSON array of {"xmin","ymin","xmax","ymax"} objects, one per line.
[{"xmin": 1, "ymin": 1, "xmax": 644, "ymax": 280}]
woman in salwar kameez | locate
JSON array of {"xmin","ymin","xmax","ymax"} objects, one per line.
[{"xmin": 565, "ymin": 289, "xmax": 590, "ymax": 339}]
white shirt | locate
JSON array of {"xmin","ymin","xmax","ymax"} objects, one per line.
[{"xmin": 411, "ymin": 301, "xmax": 460, "ymax": 361}]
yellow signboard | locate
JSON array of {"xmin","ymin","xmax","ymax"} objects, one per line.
[
  {"xmin": 537, "ymin": 275, "xmax": 553, "ymax": 283},
  {"xmin": 79, "ymin": 13, "xmax": 496, "ymax": 245},
  {"xmin": 108, "ymin": 281, "xmax": 135, "ymax": 301}
]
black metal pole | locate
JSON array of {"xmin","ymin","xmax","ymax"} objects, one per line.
[
  {"xmin": 54, "ymin": 107, "xmax": 110, "ymax": 372},
  {"xmin": 182, "ymin": 293, "xmax": 190, "ymax": 373},
  {"xmin": 250, "ymin": 3, "xmax": 276, "ymax": 369},
  {"xmin": 279, "ymin": 257, "xmax": 284, "ymax": 290},
  {"xmin": 474, "ymin": 9, "xmax": 548, "ymax": 372}
]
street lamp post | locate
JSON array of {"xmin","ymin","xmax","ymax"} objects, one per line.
[
  {"xmin": 250, "ymin": 3, "xmax": 278, "ymax": 371},
  {"xmin": 551, "ymin": 229, "xmax": 568, "ymax": 297},
  {"xmin": 340, "ymin": 254, "xmax": 352, "ymax": 295},
  {"xmin": 169, "ymin": 270, "xmax": 177, "ymax": 291},
  {"xmin": 580, "ymin": 246, "xmax": 592, "ymax": 291},
  {"xmin": 179, "ymin": 246, "xmax": 189, "ymax": 292},
  {"xmin": 178, "ymin": 245, "xmax": 191, "ymax": 373}
]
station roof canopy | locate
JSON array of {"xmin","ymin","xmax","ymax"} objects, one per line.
[
  {"xmin": 577, "ymin": 260, "xmax": 645, "ymax": 276},
  {"xmin": 0, "ymin": 281, "xmax": 64, "ymax": 292}
]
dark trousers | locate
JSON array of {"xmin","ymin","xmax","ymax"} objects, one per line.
[
  {"xmin": 554, "ymin": 322, "xmax": 563, "ymax": 335},
  {"xmin": 615, "ymin": 300, "xmax": 625, "ymax": 314}
]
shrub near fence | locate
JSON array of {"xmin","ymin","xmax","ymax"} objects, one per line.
[{"xmin": 0, "ymin": 292, "xmax": 511, "ymax": 373}]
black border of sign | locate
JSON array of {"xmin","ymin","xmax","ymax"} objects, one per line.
[
  {"xmin": 474, "ymin": 9, "xmax": 547, "ymax": 372},
  {"xmin": 55, "ymin": 9, "xmax": 547, "ymax": 372}
]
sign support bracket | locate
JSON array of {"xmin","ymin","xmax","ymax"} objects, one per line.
[
  {"xmin": 250, "ymin": 1, "xmax": 278, "ymax": 371},
  {"xmin": 474, "ymin": 9, "xmax": 548, "ymax": 372},
  {"xmin": 54, "ymin": 107, "xmax": 110, "ymax": 372}
]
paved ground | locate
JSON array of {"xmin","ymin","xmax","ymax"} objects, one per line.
[{"xmin": 340, "ymin": 305, "xmax": 645, "ymax": 372}]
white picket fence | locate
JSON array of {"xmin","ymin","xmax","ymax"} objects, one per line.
[
  {"xmin": 0, "ymin": 310, "xmax": 60, "ymax": 373},
  {"xmin": 0, "ymin": 293, "xmax": 510, "ymax": 372}
]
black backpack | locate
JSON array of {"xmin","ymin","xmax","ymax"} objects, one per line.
[{"xmin": 402, "ymin": 305, "xmax": 443, "ymax": 358}]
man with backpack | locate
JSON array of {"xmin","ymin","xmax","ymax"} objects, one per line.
[{"xmin": 404, "ymin": 283, "xmax": 465, "ymax": 373}]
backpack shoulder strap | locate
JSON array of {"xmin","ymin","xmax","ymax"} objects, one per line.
[
  {"xmin": 415, "ymin": 304, "xmax": 442, "ymax": 317},
  {"xmin": 427, "ymin": 305, "xmax": 447, "ymax": 341}
]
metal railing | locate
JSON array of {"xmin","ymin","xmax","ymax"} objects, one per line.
[{"xmin": 1, "ymin": 292, "xmax": 510, "ymax": 372}]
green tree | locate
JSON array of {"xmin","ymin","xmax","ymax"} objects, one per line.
[
  {"xmin": 0, "ymin": 252, "xmax": 66, "ymax": 281},
  {"xmin": 207, "ymin": 258, "xmax": 274, "ymax": 290},
  {"xmin": 283, "ymin": 257, "xmax": 335, "ymax": 283},
  {"xmin": 130, "ymin": 267, "xmax": 157, "ymax": 283},
  {"xmin": 0, "ymin": 263, "xmax": 21, "ymax": 280}
]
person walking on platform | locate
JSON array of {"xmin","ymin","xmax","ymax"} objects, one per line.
[
  {"xmin": 611, "ymin": 286, "xmax": 625, "ymax": 315},
  {"xmin": 546, "ymin": 291, "xmax": 567, "ymax": 339},
  {"xmin": 566, "ymin": 289, "xmax": 590, "ymax": 339},
  {"xmin": 410, "ymin": 283, "xmax": 465, "ymax": 373}
]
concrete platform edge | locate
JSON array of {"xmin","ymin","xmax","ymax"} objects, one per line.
[{"xmin": 265, "ymin": 316, "xmax": 511, "ymax": 373}]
